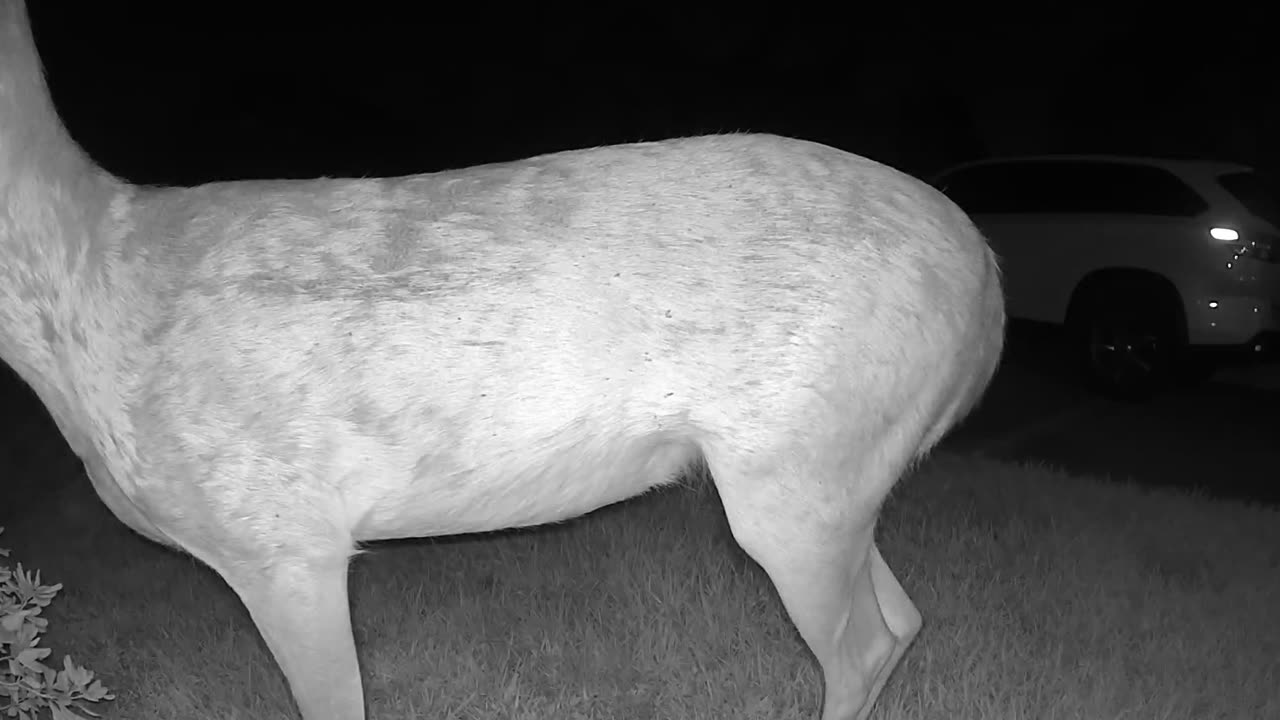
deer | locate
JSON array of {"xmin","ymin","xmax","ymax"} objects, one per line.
[{"xmin": 0, "ymin": 3, "xmax": 1004, "ymax": 719}]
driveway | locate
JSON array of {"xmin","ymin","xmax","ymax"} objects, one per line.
[{"xmin": 941, "ymin": 324, "xmax": 1280, "ymax": 507}]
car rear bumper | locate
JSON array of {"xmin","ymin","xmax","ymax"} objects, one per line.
[{"xmin": 1184, "ymin": 294, "xmax": 1280, "ymax": 346}]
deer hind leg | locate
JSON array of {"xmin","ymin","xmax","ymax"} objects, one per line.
[
  {"xmin": 706, "ymin": 442, "xmax": 923, "ymax": 720},
  {"xmin": 861, "ymin": 542, "xmax": 922, "ymax": 713},
  {"xmin": 216, "ymin": 549, "xmax": 364, "ymax": 720}
]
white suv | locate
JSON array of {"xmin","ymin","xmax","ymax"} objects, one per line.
[{"xmin": 930, "ymin": 155, "xmax": 1280, "ymax": 397}]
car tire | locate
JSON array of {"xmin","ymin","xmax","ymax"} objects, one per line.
[{"xmin": 1069, "ymin": 282, "xmax": 1183, "ymax": 400}]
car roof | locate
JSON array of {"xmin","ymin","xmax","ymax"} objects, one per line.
[{"xmin": 932, "ymin": 154, "xmax": 1256, "ymax": 182}]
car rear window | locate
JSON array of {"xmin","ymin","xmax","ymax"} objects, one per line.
[
  {"xmin": 1218, "ymin": 171, "xmax": 1280, "ymax": 229},
  {"xmin": 937, "ymin": 160, "xmax": 1209, "ymax": 217}
]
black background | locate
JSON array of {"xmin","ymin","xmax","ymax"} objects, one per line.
[{"xmin": 27, "ymin": 4, "xmax": 1278, "ymax": 186}]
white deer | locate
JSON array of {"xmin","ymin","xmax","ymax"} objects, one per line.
[{"xmin": 0, "ymin": 4, "xmax": 1004, "ymax": 719}]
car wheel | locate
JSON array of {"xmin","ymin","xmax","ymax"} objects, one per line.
[{"xmin": 1071, "ymin": 285, "xmax": 1181, "ymax": 400}]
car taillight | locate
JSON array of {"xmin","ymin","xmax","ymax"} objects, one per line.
[{"xmin": 1213, "ymin": 227, "xmax": 1280, "ymax": 264}]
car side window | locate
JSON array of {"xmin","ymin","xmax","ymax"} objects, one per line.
[
  {"xmin": 939, "ymin": 161, "xmax": 1208, "ymax": 217},
  {"xmin": 935, "ymin": 165, "xmax": 1030, "ymax": 214},
  {"xmin": 1089, "ymin": 164, "xmax": 1208, "ymax": 217}
]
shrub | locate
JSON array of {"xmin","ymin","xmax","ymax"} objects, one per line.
[{"xmin": 1, "ymin": 527, "xmax": 114, "ymax": 720}]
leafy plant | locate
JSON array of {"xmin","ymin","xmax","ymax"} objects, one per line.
[{"xmin": 1, "ymin": 528, "xmax": 114, "ymax": 720}]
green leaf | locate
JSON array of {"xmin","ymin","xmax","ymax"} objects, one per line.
[
  {"xmin": 63, "ymin": 656, "xmax": 92, "ymax": 688},
  {"xmin": 1, "ymin": 612, "xmax": 26, "ymax": 633},
  {"xmin": 49, "ymin": 666, "xmax": 69, "ymax": 693},
  {"xmin": 16, "ymin": 646, "xmax": 51, "ymax": 672}
]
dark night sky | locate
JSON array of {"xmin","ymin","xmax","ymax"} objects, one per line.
[{"xmin": 25, "ymin": 5, "xmax": 1279, "ymax": 187}]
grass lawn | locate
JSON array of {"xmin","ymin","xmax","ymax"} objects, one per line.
[{"xmin": 3, "ymin": 445, "xmax": 1278, "ymax": 719}]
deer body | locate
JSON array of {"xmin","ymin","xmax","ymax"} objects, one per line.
[{"xmin": 1, "ymin": 4, "xmax": 1004, "ymax": 719}]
